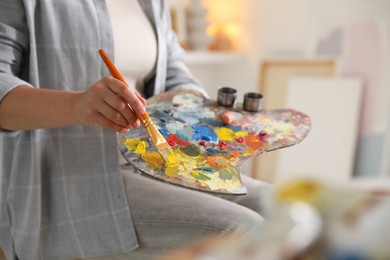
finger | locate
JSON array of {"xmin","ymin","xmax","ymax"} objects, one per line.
[
  {"xmin": 102, "ymin": 89, "xmax": 136, "ymax": 126},
  {"xmin": 105, "ymin": 77, "xmax": 146, "ymax": 116},
  {"xmin": 97, "ymin": 101, "xmax": 129, "ymax": 128},
  {"xmin": 219, "ymin": 111, "xmax": 234, "ymax": 124},
  {"xmin": 128, "ymin": 107, "xmax": 141, "ymax": 128},
  {"xmin": 94, "ymin": 112, "xmax": 129, "ymax": 133},
  {"xmin": 135, "ymin": 91, "xmax": 147, "ymax": 106}
]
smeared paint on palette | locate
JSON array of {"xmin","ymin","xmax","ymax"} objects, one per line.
[{"xmin": 117, "ymin": 90, "xmax": 311, "ymax": 194}]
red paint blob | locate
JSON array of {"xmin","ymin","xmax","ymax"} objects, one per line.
[
  {"xmin": 167, "ymin": 135, "xmax": 177, "ymax": 146},
  {"xmin": 236, "ymin": 137, "xmax": 244, "ymax": 143},
  {"xmin": 259, "ymin": 131, "xmax": 268, "ymax": 140},
  {"xmin": 218, "ymin": 141, "xmax": 228, "ymax": 149},
  {"xmin": 167, "ymin": 134, "xmax": 190, "ymax": 147}
]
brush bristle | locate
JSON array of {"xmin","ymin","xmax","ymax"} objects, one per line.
[
  {"xmin": 158, "ymin": 147, "xmax": 176, "ymax": 161},
  {"xmin": 144, "ymin": 121, "xmax": 176, "ymax": 161}
]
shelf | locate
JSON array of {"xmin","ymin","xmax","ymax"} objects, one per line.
[{"xmin": 184, "ymin": 50, "xmax": 244, "ymax": 65}]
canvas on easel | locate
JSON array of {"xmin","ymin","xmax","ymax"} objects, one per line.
[
  {"xmin": 252, "ymin": 59, "xmax": 337, "ymax": 182},
  {"xmin": 306, "ymin": 0, "xmax": 390, "ymax": 178},
  {"xmin": 275, "ymin": 77, "xmax": 363, "ymax": 183}
]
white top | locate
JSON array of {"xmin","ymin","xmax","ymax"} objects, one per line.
[
  {"xmin": 106, "ymin": 0, "xmax": 157, "ymax": 165},
  {"xmin": 106, "ymin": 0, "xmax": 157, "ymax": 93}
]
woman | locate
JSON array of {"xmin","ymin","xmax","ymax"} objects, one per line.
[{"xmin": 0, "ymin": 0, "xmax": 269, "ymax": 259}]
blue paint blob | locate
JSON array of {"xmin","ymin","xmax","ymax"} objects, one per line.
[
  {"xmin": 157, "ymin": 126, "xmax": 170, "ymax": 137},
  {"xmin": 225, "ymin": 124, "xmax": 242, "ymax": 132},
  {"xmin": 200, "ymin": 118, "xmax": 223, "ymax": 127},
  {"xmin": 201, "ymin": 135, "xmax": 212, "ymax": 141},
  {"xmin": 192, "ymin": 125, "xmax": 218, "ymax": 142},
  {"xmin": 152, "ymin": 110, "xmax": 172, "ymax": 124},
  {"xmin": 174, "ymin": 111, "xmax": 200, "ymax": 125}
]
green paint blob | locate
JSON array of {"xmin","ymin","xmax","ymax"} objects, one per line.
[
  {"xmin": 198, "ymin": 166, "xmax": 214, "ymax": 172},
  {"xmin": 179, "ymin": 144, "xmax": 201, "ymax": 157},
  {"xmin": 219, "ymin": 167, "xmax": 237, "ymax": 180},
  {"xmin": 193, "ymin": 172, "xmax": 211, "ymax": 181}
]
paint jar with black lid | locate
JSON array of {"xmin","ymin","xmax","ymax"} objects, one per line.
[
  {"xmin": 217, "ymin": 86, "xmax": 237, "ymax": 107},
  {"xmin": 243, "ymin": 92, "xmax": 263, "ymax": 112}
]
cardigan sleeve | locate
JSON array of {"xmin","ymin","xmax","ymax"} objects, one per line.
[{"xmin": 0, "ymin": 0, "xmax": 31, "ymax": 103}]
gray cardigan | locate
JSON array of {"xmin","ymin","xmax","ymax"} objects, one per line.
[{"xmin": 0, "ymin": 0, "xmax": 205, "ymax": 259}]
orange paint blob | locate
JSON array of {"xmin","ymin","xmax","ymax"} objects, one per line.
[
  {"xmin": 231, "ymin": 150, "xmax": 240, "ymax": 158},
  {"xmin": 245, "ymin": 132, "xmax": 263, "ymax": 150},
  {"xmin": 205, "ymin": 155, "xmax": 230, "ymax": 169}
]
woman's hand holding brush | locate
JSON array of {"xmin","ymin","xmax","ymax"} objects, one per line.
[{"xmin": 74, "ymin": 76, "xmax": 146, "ymax": 133}]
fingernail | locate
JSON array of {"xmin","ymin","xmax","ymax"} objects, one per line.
[
  {"xmin": 220, "ymin": 113, "xmax": 231, "ymax": 124},
  {"xmin": 139, "ymin": 107, "xmax": 146, "ymax": 115}
]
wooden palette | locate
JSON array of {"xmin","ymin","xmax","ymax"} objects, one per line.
[{"xmin": 117, "ymin": 89, "xmax": 311, "ymax": 194}]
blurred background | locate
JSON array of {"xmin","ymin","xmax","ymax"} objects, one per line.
[{"xmin": 167, "ymin": 0, "xmax": 390, "ymax": 184}]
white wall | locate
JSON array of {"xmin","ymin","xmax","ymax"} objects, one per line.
[
  {"xmin": 188, "ymin": 0, "xmax": 324, "ymax": 103},
  {"xmin": 187, "ymin": 0, "xmax": 390, "ymax": 179}
]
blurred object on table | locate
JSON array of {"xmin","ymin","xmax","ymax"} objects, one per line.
[
  {"xmin": 167, "ymin": 0, "xmax": 189, "ymax": 49},
  {"xmin": 203, "ymin": 0, "xmax": 243, "ymax": 51},
  {"xmin": 186, "ymin": 0, "xmax": 211, "ymax": 50},
  {"xmin": 159, "ymin": 178, "xmax": 390, "ymax": 259}
]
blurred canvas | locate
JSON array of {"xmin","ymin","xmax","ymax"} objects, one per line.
[{"xmin": 275, "ymin": 77, "xmax": 363, "ymax": 182}]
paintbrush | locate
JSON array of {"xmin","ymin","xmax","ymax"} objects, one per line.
[{"xmin": 98, "ymin": 49, "xmax": 176, "ymax": 162}]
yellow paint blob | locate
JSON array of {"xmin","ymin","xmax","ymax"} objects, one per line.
[
  {"xmin": 182, "ymin": 159, "xmax": 198, "ymax": 172},
  {"xmin": 164, "ymin": 152, "xmax": 180, "ymax": 177},
  {"xmin": 165, "ymin": 166, "xmax": 179, "ymax": 177},
  {"xmin": 206, "ymin": 178, "xmax": 241, "ymax": 191},
  {"xmin": 242, "ymin": 148, "xmax": 255, "ymax": 157},
  {"xmin": 166, "ymin": 152, "xmax": 179, "ymax": 168},
  {"xmin": 215, "ymin": 127, "xmax": 235, "ymax": 141},
  {"xmin": 134, "ymin": 141, "xmax": 149, "ymax": 154},
  {"xmin": 141, "ymin": 151, "xmax": 164, "ymax": 169},
  {"xmin": 124, "ymin": 138, "xmax": 141, "ymax": 151},
  {"xmin": 275, "ymin": 179, "xmax": 321, "ymax": 204},
  {"xmin": 235, "ymin": 131, "xmax": 249, "ymax": 138},
  {"xmin": 174, "ymin": 149, "xmax": 203, "ymax": 173},
  {"xmin": 191, "ymin": 170, "xmax": 211, "ymax": 181}
]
